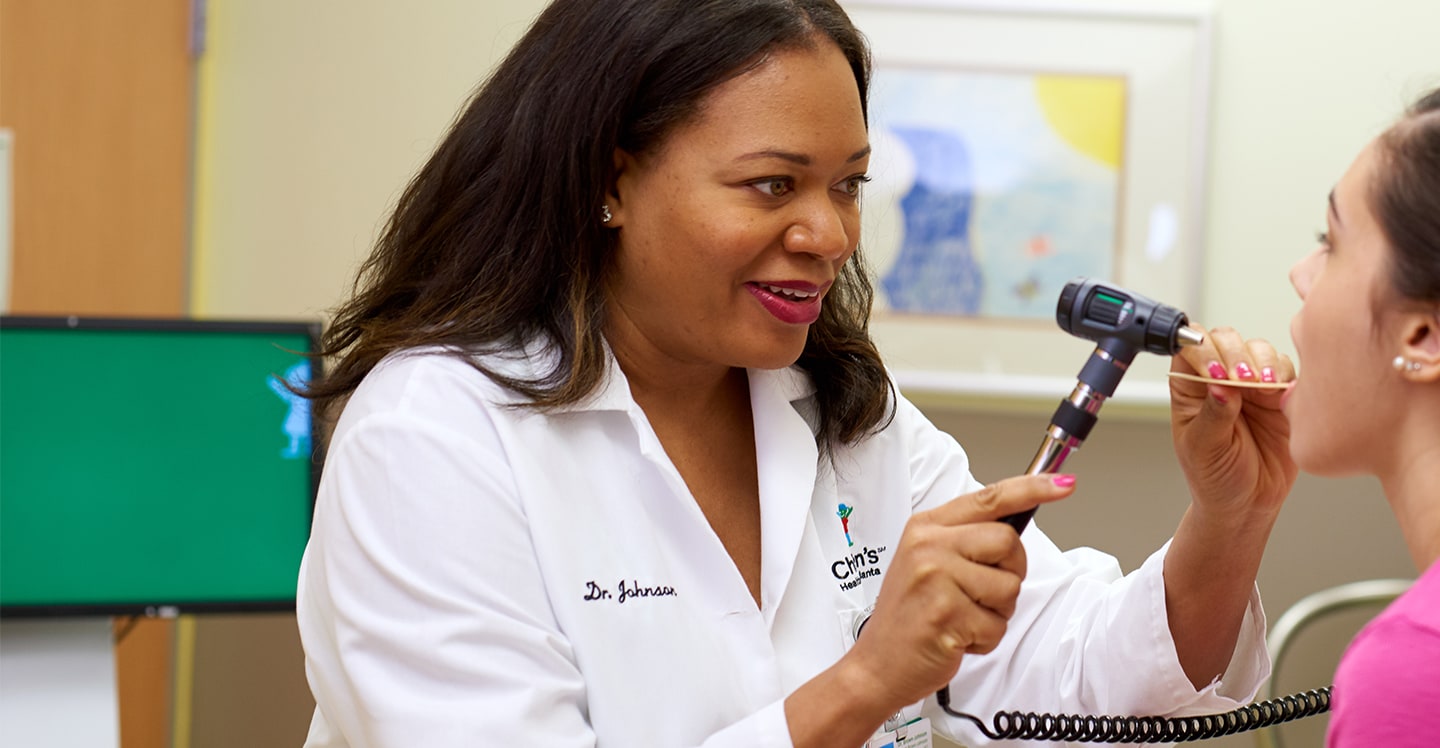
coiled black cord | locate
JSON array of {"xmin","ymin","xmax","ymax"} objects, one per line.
[{"xmin": 937, "ymin": 685, "xmax": 1331, "ymax": 742}]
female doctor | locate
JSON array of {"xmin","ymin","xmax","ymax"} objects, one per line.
[{"xmin": 296, "ymin": 1, "xmax": 1295, "ymax": 746}]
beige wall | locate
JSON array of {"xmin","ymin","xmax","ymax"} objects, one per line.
[
  {"xmin": 191, "ymin": 0, "xmax": 540, "ymax": 319},
  {"xmin": 190, "ymin": 1, "xmax": 1438, "ymax": 746}
]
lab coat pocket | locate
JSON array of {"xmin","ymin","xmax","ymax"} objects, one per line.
[{"xmin": 837, "ymin": 603, "xmax": 875, "ymax": 651}]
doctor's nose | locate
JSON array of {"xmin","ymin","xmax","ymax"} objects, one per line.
[{"xmin": 783, "ymin": 199, "xmax": 853, "ymax": 262}]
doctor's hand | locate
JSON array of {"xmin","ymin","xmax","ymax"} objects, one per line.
[
  {"xmin": 1163, "ymin": 327, "xmax": 1297, "ymax": 689},
  {"xmin": 845, "ymin": 474, "xmax": 1076, "ymax": 710},
  {"xmin": 1170, "ymin": 326, "xmax": 1298, "ymax": 520}
]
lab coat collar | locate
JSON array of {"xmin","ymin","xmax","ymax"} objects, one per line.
[
  {"xmin": 533, "ymin": 340, "xmax": 823, "ymax": 622},
  {"xmin": 471, "ymin": 337, "xmax": 636, "ymax": 412},
  {"xmin": 531, "ymin": 340, "xmax": 820, "ymax": 415}
]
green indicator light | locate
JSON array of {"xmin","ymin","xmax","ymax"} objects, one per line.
[{"xmin": 1095, "ymin": 292, "xmax": 1126, "ymax": 306}]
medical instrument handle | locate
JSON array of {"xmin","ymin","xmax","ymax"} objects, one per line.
[{"xmin": 1000, "ymin": 278, "xmax": 1201, "ymax": 534}]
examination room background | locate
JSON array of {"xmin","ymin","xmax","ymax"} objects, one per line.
[{"xmin": 3, "ymin": 0, "xmax": 1437, "ymax": 746}]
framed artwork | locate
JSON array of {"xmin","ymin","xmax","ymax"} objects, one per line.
[{"xmin": 843, "ymin": 0, "xmax": 1214, "ymax": 404}]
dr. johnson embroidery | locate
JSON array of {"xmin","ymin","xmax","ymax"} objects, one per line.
[{"xmin": 583, "ymin": 579, "xmax": 678, "ymax": 604}]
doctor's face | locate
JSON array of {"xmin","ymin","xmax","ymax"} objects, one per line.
[
  {"xmin": 1285, "ymin": 141, "xmax": 1402, "ymax": 475},
  {"xmin": 603, "ymin": 39, "xmax": 870, "ymax": 374}
]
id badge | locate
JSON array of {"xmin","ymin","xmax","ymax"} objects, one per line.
[{"xmin": 867, "ymin": 716, "xmax": 932, "ymax": 748}]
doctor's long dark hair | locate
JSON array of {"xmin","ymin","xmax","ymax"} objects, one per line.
[{"xmin": 305, "ymin": 0, "xmax": 894, "ymax": 449}]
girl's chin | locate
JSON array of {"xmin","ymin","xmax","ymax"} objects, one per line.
[
  {"xmin": 1288, "ymin": 430, "xmax": 1361, "ymax": 478},
  {"xmin": 1287, "ymin": 439, "xmax": 1325, "ymax": 476}
]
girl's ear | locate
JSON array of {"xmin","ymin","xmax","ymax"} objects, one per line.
[{"xmin": 1395, "ymin": 311, "xmax": 1440, "ymax": 383}]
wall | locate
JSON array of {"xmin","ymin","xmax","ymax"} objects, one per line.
[
  {"xmin": 191, "ymin": 0, "xmax": 539, "ymax": 319},
  {"xmin": 189, "ymin": 1, "xmax": 1439, "ymax": 746}
]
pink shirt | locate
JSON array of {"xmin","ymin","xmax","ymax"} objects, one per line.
[{"xmin": 1326, "ymin": 560, "xmax": 1440, "ymax": 747}]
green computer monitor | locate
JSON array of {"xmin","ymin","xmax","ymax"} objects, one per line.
[{"xmin": 0, "ymin": 316, "xmax": 322, "ymax": 617}]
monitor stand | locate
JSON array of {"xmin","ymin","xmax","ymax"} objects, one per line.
[{"xmin": 0, "ymin": 618, "xmax": 120, "ymax": 747}]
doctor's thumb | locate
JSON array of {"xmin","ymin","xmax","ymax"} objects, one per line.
[
  {"xmin": 1205, "ymin": 382, "xmax": 1245, "ymax": 410},
  {"xmin": 1175, "ymin": 380, "xmax": 1240, "ymax": 440},
  {"xmin": 1188, "ymin": 382, "xmax": 1243, "ymax": 433}
]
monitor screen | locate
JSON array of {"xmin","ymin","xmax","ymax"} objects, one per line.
[{"xmin": 0, "ymin": 316, "xmax": 323, "ymax": 617}]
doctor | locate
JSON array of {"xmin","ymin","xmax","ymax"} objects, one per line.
[{"xmin": 296, "ymin": 1, "xmax": 1294, "ymax": 746}]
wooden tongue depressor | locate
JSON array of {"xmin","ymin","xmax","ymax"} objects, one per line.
[{"xmin": 1167, "ymin": 371, "xmax": 1295, "ymax": 389}]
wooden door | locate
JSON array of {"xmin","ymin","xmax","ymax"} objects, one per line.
[
  {"xmin": 2, "ymin": 1, "xmax": 195, "ymax": 746},
  {"xmin": 1, "ymin": 0, "xmax": 193, "ymax": 317}
]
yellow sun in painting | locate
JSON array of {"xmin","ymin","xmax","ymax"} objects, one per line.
[{"xmin": 1033, "ymin": 75, "xmax": 1126, "ymax": 169}]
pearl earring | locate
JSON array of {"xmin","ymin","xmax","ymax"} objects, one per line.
[
  {"xmin": 601, "ymin": 204, "xmax": 613, "ymax": 224},
  {"xmin": 1393, "ymin": 355, "xmax": 1422, "ymax": 372}
]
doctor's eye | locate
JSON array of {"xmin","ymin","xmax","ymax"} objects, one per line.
[
  {"xmin": 750, "ymin": 177, "xmax": 794, "ymax": 198},
  {"xmin": 837, "ymin": 174, "xmax": 871, "ymax": 198}
]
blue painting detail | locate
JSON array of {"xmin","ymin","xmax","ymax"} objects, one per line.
[
  {"xmin": 881, "ymin": 127, "xmax": 985, "ymax": 315},
  {"xmin": 869, "ymin": 69, "xmax": 1120, "ymax": 320}
]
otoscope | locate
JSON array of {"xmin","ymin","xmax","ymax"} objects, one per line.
[
  {"xmin": 998, "ymin": 277, "xmax": 1204, "ymax": 533},
  {"xmin": 935, "ymin": 277, "xmax": 1204, "ymax": 716}
]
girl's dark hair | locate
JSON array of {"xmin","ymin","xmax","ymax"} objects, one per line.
[
  {"xmin": 306, "ymin": 0, "xmax": 893, "ymax": 449},
  {"xmin": 1374, "ymin": 87, "xmax": 1440, "ymax": 306}
]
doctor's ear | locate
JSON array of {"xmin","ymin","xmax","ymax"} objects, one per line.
[
  {"xmin": 1394, "ymin": 311, "xmax": 1440, "ymax": 383},
  {"xmin": 603, "ymin": 149, "xmax": 643, "ymax": 229}
]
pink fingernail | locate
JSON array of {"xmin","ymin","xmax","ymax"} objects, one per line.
[
  {"xmin": 1261, "ymin": 367, "xmax": 1276, "ymax": 383},
  {"xmin": 1207, "ymin": 362, "xmax": 1228, "ymax": 379},
  {"xmin": 1052, "ymin": 474, "xmax": 1076, "ymax": 487},
  {"xmin": 1210, "ymin": 385, "xmax": 1229, "ymax": 405},
  {"xmin": 1235, "ymin": 362, "xmax": 1256, "ymax": 380}
]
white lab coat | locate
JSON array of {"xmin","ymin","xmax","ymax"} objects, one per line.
[{"xmin": 297, "ymin": 345, "xmax": 1269, "ymax": 747}]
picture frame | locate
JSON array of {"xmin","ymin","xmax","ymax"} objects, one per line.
[{"xmin": 843, "ymin": 0, "xmax": 1214, "ymax": 406}]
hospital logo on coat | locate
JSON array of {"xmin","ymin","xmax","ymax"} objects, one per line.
[{"xmin": 836, "ymin": 503, "xmax": 854, "ymax": 547}]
